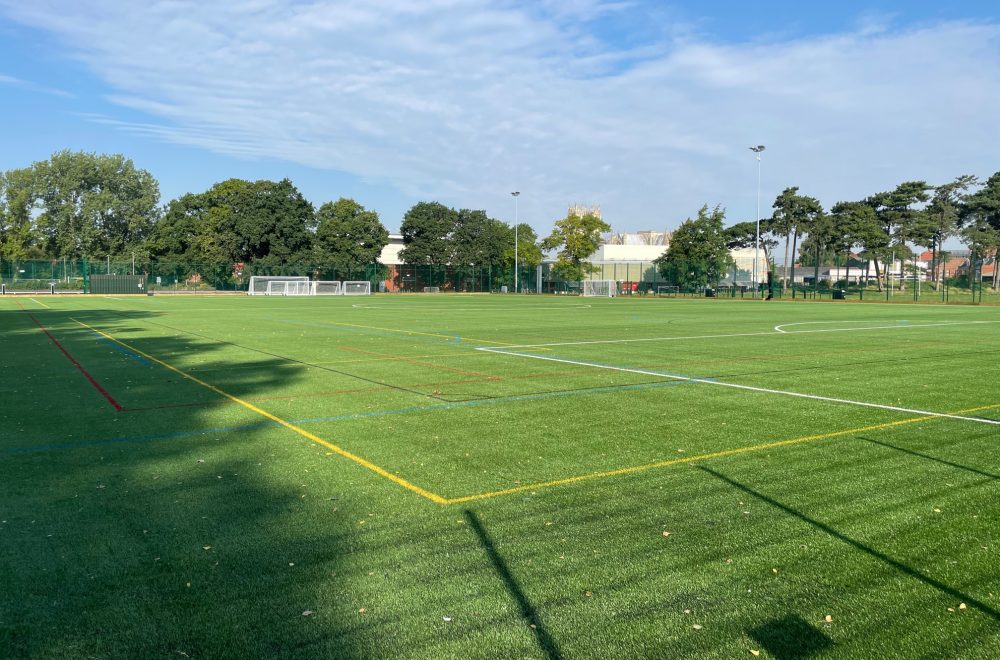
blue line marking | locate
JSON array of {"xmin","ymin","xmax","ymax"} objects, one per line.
[
  {"xmin": 91, "ymin": 331, "xmax": 152, "ymax": 366},
  {"xmin": 4, "ymin": 377, "xmax": 699, "ymax": 455}
]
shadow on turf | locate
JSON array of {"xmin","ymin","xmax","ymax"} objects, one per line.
[
  {"xmin": 697, "ymin": 466, "xmax": 1000, "ymax": 624},
  {"xmin": 464, "ymin": 510, "xmax": 564, "ymax": 660},
  {"xmin": 0, "ymin": 306, "xmax": 377, "ymax": 657},
  {"xmin": 748, "ymin": 614, "xmax": 833, "ymax": 659},
  {"xmin": 858, "ymin": 436, "xmax": 1000, "ymax": 481}
]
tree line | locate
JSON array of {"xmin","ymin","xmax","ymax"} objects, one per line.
[
  {"xmin": 2, "ymin": 150, "xmax": 998, "ymax": 289},
  {"xmin": 658, "ymin": 174, "xmax": 1000, "ymax": 290}
]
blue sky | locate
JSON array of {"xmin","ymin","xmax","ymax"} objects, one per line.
[{"xmin": 1, "ymin": 1, "xmax": 998, "ymax": 235}]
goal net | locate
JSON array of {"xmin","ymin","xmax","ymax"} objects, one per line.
[
  {"xmin": 249, "ymin": 275, "xmax": 308, "ymax": 296},
  {"xmin": 657, "ymin": 285, "xmax": 679, "ymax": 297},
  {"xmin": 267, "ymin": 280, "xmax": 312, "ymax": 296},
  {"xmin": 582, "ymin": 280, "xmax": 616, "ymax": 297},
  {"xmin": 422, "ymin": 286, "xmax": 441, "ymax": 293},
  {"xmin": 343, "ymin": 281, "xmax": 371, "ymax": 296},
  {"xmin": 312, "ymin": 281, "xmax": 342, "ymax": 296}
]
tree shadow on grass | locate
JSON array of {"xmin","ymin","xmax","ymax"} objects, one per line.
[
  {"xmin": 748, "ymin": 614, "xmax": 833, "ymax": 659},
  {"xmin": 695, "ymin": 465, "xmax": 1000, "ymax": 623},
  {"xmin": 0, "ymin": 306, "xmax": 377, "ymax": 658},
  {"xmin": 857, "ymin": 436, "xmax": 1000, "ymax": 481}
]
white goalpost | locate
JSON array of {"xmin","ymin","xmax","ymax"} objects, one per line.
[
  {"xmin": 581, "ymin": 280, "xmax": 616, "ymax": 297},
  {"xmin": 312, "ymin": 281, "xmax": 343, "ymax": 296},
  {"xmin": 342, "ymin": 281, "xmax": 371, "ymax": 296},
  {"xmin": 266, "ymin": 280, "xmax": 312, "ymax": 296},
  {"xmin": 248, "ymin": 275, "xmax": 308, "ymax": 296}
]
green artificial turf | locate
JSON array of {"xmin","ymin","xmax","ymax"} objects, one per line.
[{"xmin": 1, "ymin": 293, "xmax": 998, "ymax": 658}]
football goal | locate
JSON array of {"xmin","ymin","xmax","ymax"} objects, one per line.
[
  {"xmin": 312, "ymin": 281, "xmax": 342, "ymax": 296},
  {"xmin": 266, "ymin": 280, "xmax": 312, "ymax": 296},
  {"xmin": 422, "ymin": 286, "xmax": 441, "ymax": 293},
  {"xmin": 582, "ymin": 280, "xmax": 616, "ymax": 297},
  {"xmin": 248, "ymin": 275, "xmax": 308, "ymax": 296},
  {"xmin": 657, "ymin": 285, "xmax": 679, "ymax": 297},
  {"xmin": 342, "ymin": 281, "xmax": 371, "ymax": 296}
]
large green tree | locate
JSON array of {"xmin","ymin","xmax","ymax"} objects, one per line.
[
  {"xmin": 14, "ymin": 150, "xmax": 160, "ymax": 259},
  {"xmin": 864, "ymin": 181, "xmax": 931, "ymax": 287},
  {"xmin": 148, "ymin": 178, "xmax": 315, "ymax": 284},
  {"xmin": 314, "ymin": 198, "xmax": 388, "ymax": 278},
  {"xmin": 922, "ymin": 175, "xmax": 978, "ymax": 286},
  {"xmin": 399, "ymin": 202, "xmax": 457, "ymax": 265},
  {"xmin": 960, "ymin": 171, "xmax": 1000, "ymax": 288},
  {"xmin": 771, "ymin": 187, "xmax": 824, "ymax": 291},
  {"xmin": 655, "ymin": 205, "xmax": 731, "ymax": 289},
  {"xmin": 0, "ymin": 168, "xmax": 37, "ymax": 260},
  {"xmin": 541, "ymin": 211, "xmax": 610, "ymax": 282}
]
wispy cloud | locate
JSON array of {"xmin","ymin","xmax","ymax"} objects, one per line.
[
  {"xmin": 0, "ymin": 72, "xmax": 74, "ymax": 98},
  {"xmin": 2, "ymin": 1, "xmax": 999, "ymax": 229}
]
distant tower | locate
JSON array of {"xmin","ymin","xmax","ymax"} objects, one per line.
[{"xmin": 568, "ymin": 203, "xmax": 602, "ymax": 219}]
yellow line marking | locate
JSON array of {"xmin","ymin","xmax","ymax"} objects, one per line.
[
  {"xmin": 72, "ymin": 319, "xmax": 447, "ymax": 505},
  {"xmin": 30, "ymin": 297, "xmax": 52, "ymax": 309},
  {"xmin": 327, "ymin": 320, "xmax": 515, "ymax": 346},
  {"xmin": 445, "ymin": 402, "xmax": 1000, "ymax": 504}
]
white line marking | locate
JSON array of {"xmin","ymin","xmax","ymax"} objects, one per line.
[
  {"xmin": 476, "ymin": 347, "xmax": 1000, "ymax": 426},
  {"xmin": 772, "ymin": 320, "xmax": 996, "ymax": 333},
  {"xmin": 497, "ymin": 320, "xmax": 1000, "ymax": 349},
  {"xmin": 350, "ymin": 304, "xmax": 592, "ymax": 310}
]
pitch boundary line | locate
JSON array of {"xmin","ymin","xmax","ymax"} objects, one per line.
[
  {"xmin": 72, "ymin": 318, "xmax": 448, "ymax": 505},
  {"xmin": 446, "ymin": 400, "xmax": 1000, "ymax": 503},
  {"xmin": 476, "ymin": 347, "xmax": 1000, "ymax": 426},
  {"xmin": 490, "ymin": 319, "xmax": 1000, "ymax": 348}
]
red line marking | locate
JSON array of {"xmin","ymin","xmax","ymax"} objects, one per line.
[{"xmin": 20, "ymin": 305, "xmax": 123, "ymax": 412}]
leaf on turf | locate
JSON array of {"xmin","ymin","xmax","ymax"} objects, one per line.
[
  {"xmin": 302, "ymin": 610, "xmax": 314, "ymax": 617},
  {"xmin": 662, "ymin": 531, "xmax": 671, "ymax": 538},
  {"xmin": 959, "ymin": 603, "xmax": 967, "ymax": 610},
  {"xmin": 443, "ymin": 616, "xmax": 453, "ymax": 622},
  {"xmin": 359, "ymin": 608, "xmax": 366, "ymax": 614},
  {"xmin": 947, "ymin": 607, "xmax": 955, "ymax": 612},
  {"xmin": 202, "ymin": 546, "xmax": 211, "ymax": 551},
  {"xmin": 933, "ymin": 508, "xmax": 942, "ymax": 513},
  {"xmin": 750, "ymin": 651, "xmax": 760, "ymax": 657},
  {"xmin": 824, "ymin": 615, "xmax": 833, "ymax": 623},
  {"xmin": 583, "ymin": 591, "xmax": 593, "ymax": 597},
  {"xmin": 692, "ymin": 624, "xmax": 703, "ymax": 630}
]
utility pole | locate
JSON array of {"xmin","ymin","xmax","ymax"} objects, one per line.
[
  {"xmin": 750, "ymin": 145, "xmax": 766, "ymax": 298},
  {"xmin": 511, "ymin": 191, "xmax": 520, "ymax": 293}
]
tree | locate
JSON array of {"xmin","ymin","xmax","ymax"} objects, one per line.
[
  {"xmin": 399, "ymin": 202, "xmax": 457, "ymax": 265},
  {"xmin": 148, "ymin": 178, "xmax": 315, "ymax": 285},
  {"xmin": 864, "ymin": 181, "xmax": 931, "ymax": 288},
  {"xmin": 314, "ymin": 198, "xmax": 388, "ymax": 279},
  {"xmin": 771, "ymin": 187, "xmax": 823, "ymax": 292},
  {"xmin": 508, "ymin": 223, "xmax": 542, "ymax": 269},
  {"xmin": 960, "ymin": 171, "xmax": 1000, "ymax": 289},
  {"xmin": 0, "ymin": 167, "xmax": 37, "ymax": 261},
  {"xmin": 655, "ymin": 205, "xmax": 732, "ymax": 289},
  {"xmin": 828, "ymin": 201, "xmax": 877, "ymax": 288},
  {"xmin": 541, "ymin": 211, "xmax": 610, "ymax": 282},
  {"xmin": 922, "ymin": 176, "xmax": 977, "ymax": 286},
  {"xmin": 27, "ymin": 150, "xmax": 160, "ymax": 259}
]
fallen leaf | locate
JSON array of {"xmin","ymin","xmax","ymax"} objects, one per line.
[
  {"xmin": 933, "ymin": 508, "xmax": 942, "ymax": 513},
  {"xmin": 358, "ymin": 608, "xmax": 366, "ymax": 614},
  {"xmin": 662, "ymin": 531, "xmax": 671, "ymax": 538},
  {"xmin": 948, "ymin": 607, "xmax": 956, "ymax": 612},
  {"xmin": 302, "ymin": 610, "xmax": 314, "ymax": 617},
  {"xmin": 692, "ymin": 624, "xmax": 703, "ymax": 630},
  {"xmin": 583, "ymin": 591, "xmax": 593, "ymax": 597},
  {"xmin": 824, "ymin": 615, "xmax": 833, "ymax": 623},
  {"xmin": 751, "ymin": 651, "xmax": 760, "ymax": 657},
  {"xmin": 772, "ymin": 568, "xmax": 779, "ymax": 574},
  {"xmin": 443, "ymin": 616, "xmax": 453, "ymax": 622},
  {"xmin": 683, "ymin": 609, "xmax": 691, "ymax": 615},
  {"xmin": 959, "ymin": 603, "xmax": 967, "ymax": 610},
  {"xmin": 202, "ymin": 546, "xmax": 211, "ymax": 551}
]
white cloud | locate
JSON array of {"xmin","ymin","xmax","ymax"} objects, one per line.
[{"xmin": 2, "ymin": 1, "xmax": 999, "ymax": 231}]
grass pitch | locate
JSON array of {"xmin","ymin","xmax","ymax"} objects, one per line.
[{"xmin": 1, "ymin": 294, "xmax": 999, "ymax": 658}]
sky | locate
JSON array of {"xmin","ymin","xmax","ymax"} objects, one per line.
[{"xmin": 1, "ymin": 1, "xmax": 999, "ymax": 235}]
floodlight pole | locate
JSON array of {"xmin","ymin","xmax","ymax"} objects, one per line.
[
  {"xmin": 750, "ymin": 145, "xmax": 766, "ymax": 298},
  {"xmin": 511, "ymin": 191, "xmax": 520, "ymax": 293}
]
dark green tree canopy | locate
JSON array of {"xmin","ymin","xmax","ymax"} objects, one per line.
[
  {"xmin": 7, "ymin": 150, "xmax": 160, "ymax": 259},
  {"xmin": 399, "ymin": 202, "xmax": 457, "ymax": 265},
  {"xmin": 314, "ymin": 198, "xmax": 388, "ymax": 276},
  {"xmin": 655, "ymin": 204, "xmax": 732, "ymax": 288},
  {"xmin": 541, "ymin": 211, "xmax": 610, "ymax": 282}
]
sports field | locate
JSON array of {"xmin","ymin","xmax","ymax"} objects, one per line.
[{"xmin": 2, "ymin": 294, "xmax": 999, "ymax": 658}]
